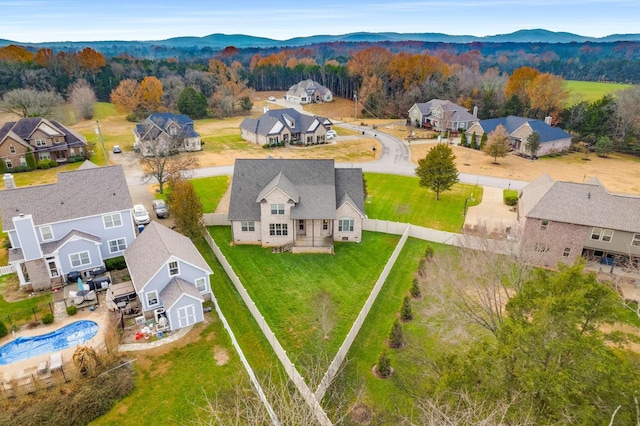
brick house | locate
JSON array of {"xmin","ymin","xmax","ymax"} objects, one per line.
[
  {"xmin": 408, "ymin": 99, "xmax": 478, "ymax": 131},
  {"xmin": 240, "ymin": 108, "xmax": 332, "ymax": 146},
  {"xmin": 0, "ymin": 117, "xmax": 87, "ymax": 169},
  {"xmin": 285, "ymin": 79, "xmax": 333, "ymax": 104},
  {"xmin": 228, "ymin": 159, "xmax": 365, "ymax": 253},
  {"xmin": 518, "ymin": 174, "xmax": 640, "ymax": 269}
]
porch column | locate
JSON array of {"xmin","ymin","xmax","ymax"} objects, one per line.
[{"xmin": 14, "ymin": 262, "xmax": 27, "ymax": 286}]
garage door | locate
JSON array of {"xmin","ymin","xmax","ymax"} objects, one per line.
[{"xmin": 177, "ymin": 304, "xmax": 196, "ymax": 328}]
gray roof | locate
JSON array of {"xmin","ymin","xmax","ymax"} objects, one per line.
[
  {"xmin": 134, "ymin": 113, "xmax": 200, "ymax": 140},
  {"xmin": 0, "ymin": 117, "xmax": 86, "ymax": 148},
  {"xmin": 525, "ymin": 177, "xmax": 640, "ymax": 232},
  {"xmin": 0, "ymin": 162, "xmax": 132, "ymax": 231},
  {"xmin": 160, "ymin": 276, "xmax": 203, "ymax": 310},
  {"xmin": 41, "ymin": 230, "xmax": 101, "ymax": 256},
  {"xmin": 474, "ymin": 116, "xmax": 571, "ymax": 142},
  {"xmin": 239, "ymin": 108, "xmax": 331, "ymax": 137},
  {"xmin": 287, "ymin": 79, "xmax": 331, "ymax": 97},
  {"xmin": 124, "ymin": 221, "xmax": 212, "ymax": 292},
  {"xmin": 413, "ymin": 99, "xmax": 477, "ymax": 123},
  {"xmin": 228, "ymin": 159, "xmax": 364, "ymax": 221}
]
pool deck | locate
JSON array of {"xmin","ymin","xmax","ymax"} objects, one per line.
[{"xmin": 0, "ymin": 307, "xmax": 113, "ymax": 382}]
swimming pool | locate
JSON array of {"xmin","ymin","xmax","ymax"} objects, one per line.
[{"xmin": 0, "ymin": 320, "xmax": 99, "ymax": 366}]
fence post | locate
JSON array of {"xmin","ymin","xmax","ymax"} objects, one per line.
[
  {"xmin": 32, "ymin": 308, "xmax": 38, "ymax": 323},
  {"xmin": 49, "ymin": 303, "xmax": 54, "ymax": 314}
]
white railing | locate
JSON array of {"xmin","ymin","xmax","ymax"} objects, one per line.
[{"xmin": 0, "ymin": 264, "xmax": 16, "ymax": 276}]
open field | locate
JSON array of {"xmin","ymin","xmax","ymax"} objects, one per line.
[{"xmin": 565, "ymin": 80, "xmax": 632, "ymax": 104}]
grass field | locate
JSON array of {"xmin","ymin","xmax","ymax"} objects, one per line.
[
  {"xmin": 566, "ymin": 80, "xmax": 632, "ymax": 104},
  {"xmin": 208, "ymin": 227, "xmax": 400, "ymax": 382},
  {"xmin": 0, "ymin": 275, "xmax": 51, "ymax": 328},
  {"xmin": 191, "ymin": 175, "xmax": 230, "ymax": 213},
  {"xmin": 365, "ymin": 173, "xmax": 483, "ymax": 232}
]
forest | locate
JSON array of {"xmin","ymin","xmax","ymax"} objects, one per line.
[{"xmin": 1, "ymin": 39, "xmax": 640, "ymax": 153}]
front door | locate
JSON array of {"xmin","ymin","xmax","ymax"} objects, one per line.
[
  {"xmin": 46, "ymin": 256, "xmax": 60, "ymax": 278},
  {"xmin": 298, "ymin": 219, "xmax": 306, "ymax": 236},
  {"xmin": 177, "ymin": 304, "xmax": 196, "ymax": 328}
]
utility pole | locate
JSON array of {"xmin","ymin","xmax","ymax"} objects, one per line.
[
  {"xmin": 95, "ymin": 120, "xmax": 108, "ymax": 165},
  {"xmin": 353, "ymin": 91, "xmax": 357, "ymax": 121}
]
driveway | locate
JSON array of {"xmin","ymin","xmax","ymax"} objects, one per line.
[{"xmin": 464, "ymin": 186, "xmax": 516, "ymax": 236}]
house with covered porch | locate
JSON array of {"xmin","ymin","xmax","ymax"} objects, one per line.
[
  {"xmin": 239, "ymin": 108, "xmax": 332, "ymax": 146},
  {"xmin": 228, "ymin": 159, "xmax": 365, "ymax": 253}
]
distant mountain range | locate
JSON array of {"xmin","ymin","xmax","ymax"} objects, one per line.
[{"xmin": 2, "ymin": 29, "xmax": 640, "ymax": 52}]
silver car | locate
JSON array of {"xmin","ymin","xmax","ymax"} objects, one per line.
[{"xmin": 152, "ymin": 199, "xmax": 169, "ymax": 219}]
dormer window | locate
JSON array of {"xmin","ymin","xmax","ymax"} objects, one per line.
[
  {"xmin": 35, "ymin": 139, "xmax": 47, "ymax": 147},
  {"xmin": 169, "ymin": 127, "xmax": 177, "ymax": 136}
]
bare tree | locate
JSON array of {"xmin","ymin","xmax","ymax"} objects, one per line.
[
  {"xmin": 68, "ymin": 79, "xmax": 97, "ymax": 120},
  {"xmin": 161, "ymin": 75, "xmax": 186, "ymax": 110},
  {"xmin": 1, "ymin": 88, "xmax": 63, "ymax": 118},
  {"xmin": 314, "ymin": 290, "xmax": 337, "ymax": 340}
]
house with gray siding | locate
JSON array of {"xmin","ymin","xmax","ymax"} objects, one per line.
[
  {"xmin": 0, "ymin": 161, "xmax": 135, "ymax": 290},
  {"xmin": 133, "ymin": 113, "xmax": 202, "ymax": 156},
  {"xmin": 518, "ymin": 174, "xmax": 640, "ymax": 269},
  {"xmin": 285, "ymin": 79, "xmax": 333, "ymax": 104},
  {"xmin": 240, "ymin": 108, "xmax": 332, "ymax": 146},
  {"xmin": 466, "ymin": 116, "xmax": 572, "ymax": 157},
  {"xmin": 124, "ymin": 221, "xmax": 212, "ymax": 331},
  {"xmin": 228, "ymin": 159, "xmax": 365, "ymax": 253}
]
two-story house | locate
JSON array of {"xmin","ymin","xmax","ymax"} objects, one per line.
[
  {"xmin": 133, "ymin": 113, "xmax": 202, "ymax": 156},
  {"xmin": 0, "ymin": 117, "xmax": 87, "ymax": 169},
  {"xmin": 285, "ymin": 79, "xmax": 333, "ymax": 104},
  {"xmin": 124, "ymin": 221, "xmax": 213, "ymax": 331},
  {"xmin": 240, "ymin": 108, "xmax": 332, "ymax": 146},
  {"xmin": 408, "ymin": 99, "xmax": 478, "ymax": 131},
  {"xmin": 228, "ymin": 159, "xmax": 365, "ymax": 253},
  {"xmin": 465, "ymin": 116, "xmax": 572, "ymax": 156},
  {"xmin": 0, "ymin": 161, "xmax": 136, "ymax": 291},
  {"xmin": 518, "ymin": 174, "xmax": 640, "ymax": 268}
]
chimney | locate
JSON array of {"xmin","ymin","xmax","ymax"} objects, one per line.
[
  {"xmin": 263, "ymin": 105, "xmax": 269, "ymax": 113},
  {"xmin": 472, "ymin": 106, "xmax": 478, "ymax": 118},
  {"xmin": 544, "ymin": 116, "xmax": 552, "ymax": 125},
  {"xmin": 3, "ymin": 173, "xmax": 15, "ymax": 190}
]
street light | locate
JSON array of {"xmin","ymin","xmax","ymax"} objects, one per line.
[{"xmin": 353, "ymin": 92, "xmax": 358, "ymax": 121}]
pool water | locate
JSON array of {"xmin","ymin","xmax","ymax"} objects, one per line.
[{"xmin": 0, "ymin": 320, "xmax": 99, "ymax": 366}]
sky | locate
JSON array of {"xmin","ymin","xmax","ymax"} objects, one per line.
[{"xmin": 1, "ymin": 0, "xmax": 638, "ymax": 43}]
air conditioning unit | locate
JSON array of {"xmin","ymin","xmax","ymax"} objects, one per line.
[{"xmin": 154, "ymin": 308, "xmax": 166, "ymax": 323}]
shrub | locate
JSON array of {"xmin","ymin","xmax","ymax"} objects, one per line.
[
  {"xmin": 376, "ymin": 350, "xmax": 392, "ymax": 378},
  {"xmin": 104, "ymin": 256, "xmax": 126, "ymax": 271},
  {"xmin": 424, "ymin": 245, "xmax": 434, "ymax": 260},
  {"xmin": 503, "ymin": 189, "xmax": 518, "ymax": 206},
  {"xmin": 42, "ymin": 313, "xmax": 54, "ymax": 324},
  {"xmin": 401, "ymin": 296, "xmax": 413, "ymax": 321},
  {"xmin": 0, "ymin": 320, "xmax": 7, "ymax": 338},
  {"xmin": 410, "ymin": 277, "xmax": 421, "ymax": 298},
  {"xmin": 263, "ymin": 144, "xmax": 271, "ymax": 149},
  {"xmin": 388, "ymin": 319, "xmax": 404, "ymax": 348},
  {"xmin": 67, "ymin": 305, "xmax": 78, "ymax": 316},
  {"xmin": 37, "ymin": 160, "xmax": 51, "ymax": 169}
]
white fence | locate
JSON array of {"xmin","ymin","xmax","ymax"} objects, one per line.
[
  {"xmin": 204, "ymin": 231, "xmax": 332, "ymax": 426},
  {"xmin": 315, "ymin": 225, "xmax": 410, "ymax": 399},
  {"xmin": 202, "ymin": 213, "xmax": 230, "ymax": 226},
  {"xmin": 0, "ymin": 264, "xmax": 16, "ymax": 276}
]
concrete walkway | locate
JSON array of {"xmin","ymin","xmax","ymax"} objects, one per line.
[
  {"xmin": 118, "ymin": 325, "xmax": 192, "ymax": 352},
  {"xmin": 464, "ymin": 186, "xmax": 517, "ymax": 235}
]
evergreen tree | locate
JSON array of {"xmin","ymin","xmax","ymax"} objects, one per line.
[
  {"xmin": 470, "ymin": 132, "xmax": 478, "ymax": 149},
  {"xmin": 480, "ymin": 132, "xmax": 488, "ymax": 150},
  {"xmin": 410, "ymin": 277, "xmax": 422, "ymax": 299},
  {"xmin": 415, "ymin": 143, "xmax": 459, "ymax": 200},
  {"xmin": 388, "ymin": 319, "xmax": 404, "ymax": 348},
  {"xmin": 0, "ymin": 159, "xmax": 7, "ymax": 174},
  {"xmin": 460, "ymin": 131, "xmax": 467, "ymax": 147},
  {"xmin": 594, "ymin": 135, "xmax": 614, "ymax": 157},
  {"xmin": 0, "ymin": 319, "xmax": 7, "ymax": 338},
  {"xmin": 401, "ymin": 296, "xmax": 413, "ymax": 321},
  {"xmin": 376, "ymin": 350, "xmax": 392, "ymax": 377},
  {"xmin": 25, "ymin": 148, "xmax": 37, "ymax": 170},
  {"xmin": 525, "ymin": 131, "xmax": 541, "ymax": 158},
  {"xmin": 177, "ymin": 86, "xmax": 208, "ymax": 119}
]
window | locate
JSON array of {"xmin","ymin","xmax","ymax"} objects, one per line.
[
  {"xmin": 169, "ymin": 127, "xmax": 177, "ymax": 136},
  {"xmin": 563, "ymin": 247, "xmax": 571, "ymax": 257},
  {"xmin": 299, "ymin": 220, "xmax": 305, "ymax": 230},
  {"xmin": 268, "ymin": 136, "xmax": 279, "ymax": 144},
  {"xmin": 591, "ymin": 227, "xmax": 613, "ymax": 242},
  {"xmin": 103, "ymin": 213, "xmax": 123, "ymax": 229},
  {"xmin": 241, "ymin": 221, "xmax": 255, "ymax": 232},
  {"xmin": 70, "ymin": 251, "xmax": 90, "ymax": 268},
  {"xmin": 540, "ymin": 220, "xmax": 549, "ymax": 231},
  {"xmin": 269, "ymin": 223, "xmax": 288, "ymax": 236},
  {"xmin": 146, "ymin": 291, "xmax": 159, "ymax": 306},
  {"xmin": 534, "ymin": 243, "xmax": 549, "ymax": 253},
  {"xmin": 338, "ymin": 217, "xmax": 354, "ymax": 232},
  {"xmin": 271, "ymin": 204, "xmax": 285, "ymax": 215},
  {"xmin": 168, "ymin": 261, "xmax": 179, "ymax": 276},
  {"xmin": 19, "ymin": 157, "xmax": 26, "ymax": 167},
  {"xmin": 39, "ymin": 152, "xmax": 51, "ymax": 160},
  {"xmin": 108, "ymin": 238, "xmax": 127, "ymax": 253},
  {"xmin": 632, "ymin": 234, "xmax": 640, "ymax": 247},
  {"xmin": 195, "ymin": 277, "xmax": 206, "ymax": 292},
  {"xmin": 9, "ymin": 145, "xmax": 15, "ymax": 154},
  {"xmin": 5, "ymin": 160, "xmax": 12, "ymax": 168},
  {"xmin": 306, "ymin": 136, "xmax": 312, "ymax": 144},
  {"xmin": 323, "ymin": 220, "xmax": 328, "ymax": 230},
  {"xmin": 35, "ymin": 138, "xmax": 47, "ymax": 147},
  {"xmin": 40, "ymin": 225, "xmax": 54, "ymax": 241}
]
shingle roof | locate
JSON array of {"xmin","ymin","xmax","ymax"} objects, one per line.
[
  {"xmin": 134, "ymin": 113, "xmax": 200, "ymax": 140},
  {"xmin": 40, "ymin": 230, "xmax": 101, "ymax": 256},
  {"xmin": 287, "ymin": 79, "xmax": 331, "ymax": 97},
  {"xmin": 413, "ymin": 99, "xmax": 477, "ymax": 123},
  {"xmin": 0, "ymin": 162, "xmax": 132, "ymax": 231},
  {"xmin": 160, "ymin": 276, "xmax": 203, "ymax": 310},
  {"xmin": 239, "ymin": 108, "xmax": 330, "ymax": 137},
  {"xmin": 228, "ymin": 159, "xmax": 364, "ymax": 221},
  {"xmin": 124, "ymin": 221, "xmax": 212, "ymax": 292},
  {"xmin": 525, "ymin": 178, "xmax": 640, "ymax": 232},
  {"xmin": 475, "ymin": 116, "xmax": 571, "ymax": 142},
  {"xmin": 0, "ymin": 118, "xmax": 87, "ymax": 148}
]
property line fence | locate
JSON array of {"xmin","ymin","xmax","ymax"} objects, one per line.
[
  {"xmin": 204, "ymin": 231, "xmax": 332, "ymax": 426},
  {"xmin": 3, "ymin": 302, "xmax": 54, "ymax": 331},
  {"xmin": 315, "ymin": 224, "xmax": 410, "ymax": 400}
]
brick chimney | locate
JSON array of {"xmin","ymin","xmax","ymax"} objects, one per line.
[{"xmin": 3, "ymin": 173, "xmax": 15, "ymax": 190}]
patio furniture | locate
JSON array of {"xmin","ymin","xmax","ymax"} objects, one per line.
[
  {"xmin": 49, "ymin": 352, "xmax": 62, "ymax": 372},
  {"xmin": 74, "ymin": 289, "xmax": 90, "ymax": 305},
  {"xmin": 84, "ymin": 290, "xmax": 96, "ymax": 301},
  {"xmin": 155, "ymin": 316, "xmax": 170, "ymax": 333},
  {"xmin": 37, "ymin": 360, "xmax": 49, "ymax": 375}
]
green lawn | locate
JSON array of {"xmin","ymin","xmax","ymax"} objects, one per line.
[
  {"xmin": 192, "ymin": 176, "xmax": 230, "ymax": 213},
  {"xmin": 566, "ymin": 80, "xmax": 632, "ymax": 104},
  {"xmin": 0, "ymin": 275, "xmax": 52, "ymax": 327},
  {"xmin": 365, "ymin": 173, "xmax": 482, "ymax": 232},
  {"xmin": 208, "ymin": 227, "xmax": 400, "ymax": 381}
]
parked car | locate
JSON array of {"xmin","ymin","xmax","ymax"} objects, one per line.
[
  {"xmin": 152, "ymin": 199, "xmax": 169, "ymax": 218},
  {"xmin": 267, "ymin": 96, "xmax": 276, "ymax": 102},
  {"xmin": 326, "ymin": 130, "xmax": 337, "ymax": 140},
  {"xmin": 112, "ymin": 145, "xmax": 122, "ymax": 153},
  {"xmin": 133, "ymin": 204, "xmax": 150, "ymax": 225}
]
